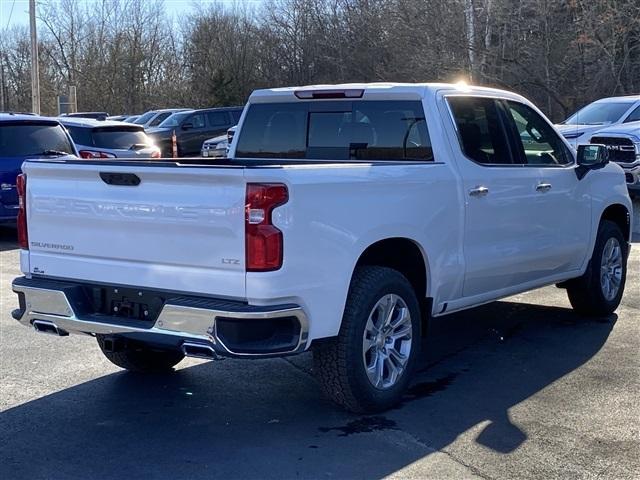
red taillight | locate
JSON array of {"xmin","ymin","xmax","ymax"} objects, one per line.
[
  {"xmin": 16, "ymin": 174, "xmax": 28, "ymax": 249},
  {"xmin": 79, "ymin": 150, "xmax": 116, "ymax": 159},
  {"xmin": 151, "ymin": 150, "xmax": 161, "ymax": 159},
  {"xmin": 245, "ymin": 183, "xmax": 288, "ymax": 272}
]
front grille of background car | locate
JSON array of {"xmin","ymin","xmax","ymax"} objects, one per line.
[{"xmin": 590, "ymin": 136, "xmax": 636, "ymax": 163}]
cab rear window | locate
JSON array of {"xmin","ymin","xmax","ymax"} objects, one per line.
[{"xmin": 235, "ymin": 101, "xmax": 433, "ymax": 161}]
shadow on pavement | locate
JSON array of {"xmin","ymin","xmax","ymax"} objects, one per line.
[{"xmin": 0, "ymin": 300, "xmax": 616, "ymax": 479}]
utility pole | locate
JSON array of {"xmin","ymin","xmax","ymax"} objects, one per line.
[
  {"xmin": 0, "ymin": 55, "xmax": 5, "ymax": 112},
  {"xmin": 29, "ymin": 0, "xmax": 41, "ymax": 115}
]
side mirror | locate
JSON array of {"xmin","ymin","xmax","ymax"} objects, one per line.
[
  {"xmin": 182, "ymin": 122, "xmax": 193, "ymax": 131},
  {"xmin": 577, "ymin": 144, "xmax": 608, "ymax": 167}
]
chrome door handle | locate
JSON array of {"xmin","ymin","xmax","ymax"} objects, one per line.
[
  {"xmin": 469, "ymin": 186, "xmax": 489, "ymax": 197},
  {"xmin": 536, "ymin": 183, "xmax": 552, "ymax": 192}
]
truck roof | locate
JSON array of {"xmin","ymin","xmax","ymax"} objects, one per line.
[{"xmin": 249, "ymin": 82, "xmax": 529, "ymax": 103}]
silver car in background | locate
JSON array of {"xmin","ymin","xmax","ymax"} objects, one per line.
[
  {"xmin": 59, "ymin": 118, "xmax": 161, "ymax": 159},
  {"xmin": 201, "ymin": 133, "xmax": 228, "ymax": 158},
  {"xmin": 201, "ymin": 125, "xmax": 237, "ymax": 158}
]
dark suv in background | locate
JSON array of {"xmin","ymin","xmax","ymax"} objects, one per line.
[
  {"xmin": 0, "ymin": 114, "xmax": 77, "ymax": 222},
  {"xmin": 146, "ymin": 106, "xmax": 243, "ymax": 157}
]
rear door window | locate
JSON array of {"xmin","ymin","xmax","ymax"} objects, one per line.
[
  {"xmin": 188, "ymin": 114, "xmax": 206, "ymax": 129},
  {"xmin": 207, "ymin": 111, "xmax": 229, "ymax": 127},
  {"xmin": 447, "ymin": 96, "xmax": 513, "ymax": 165},
  {"xmin": 235, "ymin": 101, "xmax": 433, "ymax": 161},
  {"xmin": 0, "ymin": 122, "xmax": 75, "ymax": 156}
]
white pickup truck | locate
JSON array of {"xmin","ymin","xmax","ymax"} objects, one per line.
[{"xmin": 12, "ymin": 83, "xmax": 633, "ymax": 412}]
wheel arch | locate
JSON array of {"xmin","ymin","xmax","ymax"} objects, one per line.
[
  {"xmin": 600, "ymin": 203, "xmax": 631, "ymax": 243},
  {"xmin": 353, "ymin": 237, "xmax": 431, "ymax": 334}
]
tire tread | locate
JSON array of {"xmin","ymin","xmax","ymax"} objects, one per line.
[{"xmin": 313, "ymin": 266, "xmax": 419, "ymax": 413}]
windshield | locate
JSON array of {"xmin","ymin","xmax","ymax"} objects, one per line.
[
  {"xmin": 0, "ymin": 122, "xmax": 74, "ymax": 157},
  {"xmin": 134, "ymin": 111, "xmax": 156, "ymax": 125},
  {"xmin": 564, "ymin": 101, "xmax": 635, "ymax": 125},
  {"xmin": 158, "ymin": 111, "xmax": 192, "ymax": 128},
  {"xmin": 235, "ymin": 101, "xmax": 433, "ymax": 161}
]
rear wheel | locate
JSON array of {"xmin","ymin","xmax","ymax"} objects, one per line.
[
  {"xmin": 97, "ymin": 336, "xmax": 184, "ymax": 373},
  {"xmin": 566, "ymin": 220, "xmax": 627, "ymax": 316},
  {"xmin": 313, "ymin": 266, "xmax": 421, "ymax": 413}
]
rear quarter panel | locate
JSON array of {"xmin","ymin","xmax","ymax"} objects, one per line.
[{"xmin": 243, "ymin": 162, "xmax": 462, "ymax": 341}]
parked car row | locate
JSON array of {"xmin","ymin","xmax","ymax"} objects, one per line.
[
  {"xmin": 555, "ymin": 95, "xmax": 640, "ymax": 197},
  {"xmin": 94, "ymin": 106, "xmax": 244, "ymax": 158},
  {"xmin": 0, "ymin": 113, "xmax": 77, "ymax": 222},
  {"xmin": 146, "ymin": 106, "xmax": 242, "ymax": 157},
  {"xmin": 62, "ymin": 107, "xmax": 242, "ymax": 159}
]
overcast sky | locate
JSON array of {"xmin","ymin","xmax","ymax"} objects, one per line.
[{"xmin": 0, "ymin": 0, "xmax": 263, "ymax": 29}]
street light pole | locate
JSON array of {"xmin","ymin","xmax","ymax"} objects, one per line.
[
  {"xmin": 29, "ymin": 0, "xmax": 40, "ymax": 115},
  {"xmin": 0, "ymin": 56, "xmax": 6, "ymax": 112}
]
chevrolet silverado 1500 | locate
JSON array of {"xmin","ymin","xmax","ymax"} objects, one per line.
[{"xmin": 12, "ymin": 83, "xmax": 633, "ymax": 412}]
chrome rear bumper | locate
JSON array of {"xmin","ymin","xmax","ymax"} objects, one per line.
[{"xmin": 12, "ymin": 276, "xmax": 308, "ymax": 358}]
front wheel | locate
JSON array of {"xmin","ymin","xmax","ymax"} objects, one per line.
[
  {"xmin": 313, "ymin": 266, "xmax": 421, "ymax": 413},
  {"xmin": 566, "ymin": 220, "xmax": 628, "ymax": 316}
]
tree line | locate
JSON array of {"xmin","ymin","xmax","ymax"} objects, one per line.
[{"xmin": 0, "ymin": 0, "xmax": 638, "ymax": 122}]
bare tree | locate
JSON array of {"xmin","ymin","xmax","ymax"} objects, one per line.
[{"xmin": 0, "ymin": 0, "xmax": 638, "ymax": 120}]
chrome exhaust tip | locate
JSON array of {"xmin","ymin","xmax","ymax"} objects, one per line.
[
  {"xmin": 32, "ymin": 320, "xmax": 68, "ymax": 336},
  {"xmin": 181, "ymin": 341, "xmax": 218, "ymax": 360}
]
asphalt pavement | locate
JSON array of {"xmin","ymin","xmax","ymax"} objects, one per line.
[{"xmin": 1, "ymin": 221, "xmax": 638, "ymax": 480}]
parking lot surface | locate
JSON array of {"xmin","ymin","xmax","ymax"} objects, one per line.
[{"xmin": 1, "ymin": 224, "xmax": 638, "ymax": 480}]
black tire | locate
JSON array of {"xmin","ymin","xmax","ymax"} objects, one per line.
[
  {"xmin": 313, "ymin": 266, "xmax": 421, "ymax": 413},
  {"xmin": 566, "ymin": 220, "xmax": 628, "ymax": 316},
  {"xmin": 97, "ymin": 336, "xmax": 184, "ymax": 373}
]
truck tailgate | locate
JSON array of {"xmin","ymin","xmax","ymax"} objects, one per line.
[{"xmin": 23, "ymin": 161, "xmax": 247, "ymax": 299}]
